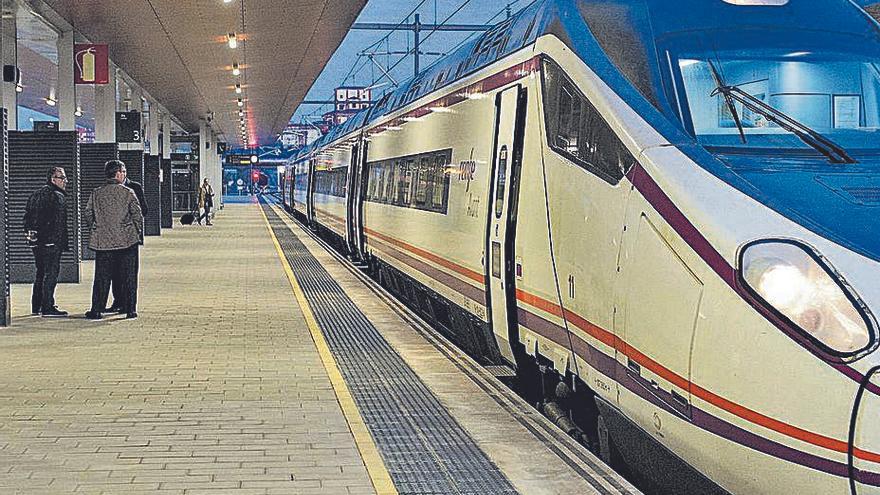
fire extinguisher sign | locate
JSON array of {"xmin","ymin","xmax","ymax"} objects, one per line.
[{"xmin": 74, "ymin": 44, "xmax": 109, "ymax": 85}]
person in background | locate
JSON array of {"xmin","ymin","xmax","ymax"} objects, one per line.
[
  {"xmin": 197, "ymin": 178, "xmax": 214, "ymax": 226},
  {"xmin": 105, "ymin": 176, "xmax": 147, "ymax": 313},
  {"xmin": 23, "ymin": 167, "xmax": 70, "ymax": 317},
  {"xmin": 84, "ymin": 160, "xmax": 143, "ymax": 320}
]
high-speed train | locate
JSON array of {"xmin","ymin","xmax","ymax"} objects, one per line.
[{"xmin": 281, "ymin": 0, "xmax": 880, "ymax": 492}]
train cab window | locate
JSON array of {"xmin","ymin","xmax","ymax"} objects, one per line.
[{"xmin": 541, "ymin": 58, "xmax": 635, "ymax": 185}]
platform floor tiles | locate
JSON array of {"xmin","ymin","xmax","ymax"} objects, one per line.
[{"xmin": 0, "ymin": 202, "xmax": 634, "ymax": 495}]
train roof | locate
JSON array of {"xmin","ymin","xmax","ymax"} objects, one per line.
[
  {"xmin": 640, "ymin": 0, "xmax": 879, "ymax": 38},
  {"xmin": 292, "ymin": 0, "xmax": 880, "ymax": 161}
]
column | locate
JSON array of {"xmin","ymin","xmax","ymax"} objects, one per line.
[
  {"xmin": 0, "ymin": 1, "xmax": 18, "ymax": 130},
  {"xmin": 56, "ymin": 30, "xmax": 76, "ymax": 131},
  {"xmin": 94, "ymin": 61, "xmax": 117, "ymax": 142},
  {"xmin": 147, "ymin": 98, "xmax": 159, "ymax": 155},
  {"xmin": 198, "ymin": 120, "xmax": 209, "ymax": 185},
  {"xmin": 211, "ymin": 130, "xmax": 221, "ymax": 206},
  {"xmin": 161, "ymin": 112, "xmax": 171, "ymax": 159}
]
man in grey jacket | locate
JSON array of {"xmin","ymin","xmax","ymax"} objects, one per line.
[{"xmin": 84, "ymin": 160, "xmax": 144, "ymax": 320}]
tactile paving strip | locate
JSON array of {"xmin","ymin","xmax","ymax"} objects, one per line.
[{"xmin": 262, "ymin": 202, "xmax": 519, "ymax": 495}]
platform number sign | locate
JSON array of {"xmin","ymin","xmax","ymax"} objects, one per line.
[{"xmin": 116, "ymin": 111, "xmax": 142, "ymax": 143}]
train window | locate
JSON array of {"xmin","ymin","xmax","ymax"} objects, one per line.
[
  {"xmin": 364, "ymin": 149, "xmax": 452, "ymax": 214},
  {"xmin": 556, "ymin": 84, "xmax": 582, "ymax": 155},
  {"xmin": 494, "ymin": 146, "xmax": 508, "ymax": 218},
  {"xmin": 384, "ymin": 161, "xmax": 396, "ymax": 203},
  {"xmin": 541, "ymin": 58, "xmax": 635, "ymax": 184},
  {"xmin": 415, "ymin": 156, "xmax": 432, "ymax": 205},
  {"xmin": 431, "ymin": 154, "xmax": 448, "ymax": 211}
]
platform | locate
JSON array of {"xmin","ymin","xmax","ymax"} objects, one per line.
[{"xmin": 0, "ymin": 200, "xmax": 639, "ymax": 495}]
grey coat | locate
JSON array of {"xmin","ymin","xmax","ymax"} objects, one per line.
[{"xmin": 85, "ymin": 181, "xmax": 144, "ymax": 251}]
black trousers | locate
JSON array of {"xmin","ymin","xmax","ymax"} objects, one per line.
[
  {"xmin": 32, "ymin": 245, "xmax": 61, "ymax": 313},
  {"xmin": 198, "ymin": 203, "xmax": 212, "ymax": 223},
  {"xmin": 91, "ymin": 244, "xmax": 139, "ymax": 314},
  {"xmin": 109, "ymin": 244, "xmax": 141, "ymax": 311}
]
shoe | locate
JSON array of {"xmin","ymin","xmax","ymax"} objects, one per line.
[
  {"xmin": 206, "ymin": 222, "xmax": 213, "ymax": 226},
  {"xmin": 125, "ymin": 312, "xmax": 138, "ymax": 319},
  {"xmin": 84, "ymin": 311, "xmax": 103, "ymax": 320},
  {"xmin": 41, "ymin": 307, "xmax": 68, "ymax": 317},
  {"xmin": 104, "ymin": 304, "xmax": 125, "ymax": 314}
]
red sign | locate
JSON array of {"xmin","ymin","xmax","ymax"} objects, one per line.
[{"xmin": 74, "ymin": 44, "xmax": 109, "ymax": 84}]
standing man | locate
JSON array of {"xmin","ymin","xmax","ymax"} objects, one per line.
[
  {"xmin": 105, "ymin": 176, "xmax": 147, "ymax": 313},
  {"xmin": 197, "ymin": 178, "xmax": 214, "ymax": 226},
  {"xmin": 24, "ymin": 167, "xmax": 70, "ymax": 317},
  {"xmin": 84, "ymin": 160, "xmax": 143, "ymax": 320}
]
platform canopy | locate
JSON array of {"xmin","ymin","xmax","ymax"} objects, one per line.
[{"xmin": 42, "ymin": 0, "xmax": 366, "ymax": 146}]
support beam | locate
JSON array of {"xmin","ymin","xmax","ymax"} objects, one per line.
[
  {"xmin": 147, "ymin": 99, "xmax": 160, "ymax": 156},
  {"xmin": 162, "ymin": 111, "xmax": 171, "ymax": 159},
  {"xmin": 0, "ymin": 2, "xmax": 18, "ymax": 130},
  {"xmin": 198, "ymin": 120, "xmax": 209, "ymax": 186},
  {"xmin": 94, "ymin": 61, "xmax": 117, "ymax": 142},
  {"xmin": 56, "ymin": 30, "xmax": 76, "ymax": 131}
]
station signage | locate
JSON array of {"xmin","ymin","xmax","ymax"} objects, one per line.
[
  {"xmin": 226, "ymin": 154, "xmax": 256, "ymax": 166},
  {"xmin": 74, "ymin": 44, "xmax": 109, "ymax": 85},
  {"xmin": 115, "ymin": 111, "xmax": 142, "ymax": 143}
]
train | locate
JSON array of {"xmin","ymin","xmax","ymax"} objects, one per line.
[{"xmin": 280, "ymin": 0, "xmax": 880, "ymax": 493}]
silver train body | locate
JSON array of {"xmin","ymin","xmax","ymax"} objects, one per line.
[{"xmin": 281, "ymin": 0, "xmax": 880, "ymax": 492}]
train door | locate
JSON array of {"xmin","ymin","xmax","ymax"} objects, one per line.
[
  {"xmin": 287, "ymin": 168, "xmax": 295, "ymax": 211},
  {"xmin": 485, "ymin": 85, "xmax": 527, "ymax": 364},
  {"xmin": 353, "ymin": 140, "xmax": 369, "ymax": 260},
  {"xmin": 345, "ymin": 144, "xmax": 360, "ymax": 256},
  {"xmin": 307, "ymin": 158, "xmax": 316, "ymax": 226}
]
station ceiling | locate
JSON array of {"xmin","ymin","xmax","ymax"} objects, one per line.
[{"xmin": 43, "ymin": 0, "xmax": 367, "ymax": 146}]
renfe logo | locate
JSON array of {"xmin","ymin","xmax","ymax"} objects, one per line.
[{"xmin": 74, "ymin": 44, "xmax": 109, "ymax": 85}]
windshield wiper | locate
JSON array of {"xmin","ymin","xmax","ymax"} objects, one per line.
[
  {"xmin": 708, "ymin": 62, "xmax": 747, "ymax": 145},
  {"xmin": 707, "ymin": 60, "xmax": 856, "ymax": 164}
]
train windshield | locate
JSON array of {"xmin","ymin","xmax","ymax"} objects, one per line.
[{"xmin": 666, "ymin": 30, "xmax": 880, "ymax": 154}]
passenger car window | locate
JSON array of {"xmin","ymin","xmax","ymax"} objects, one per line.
[
  {"xmin": 365, "ymin": 149, "xmax": 452, "ymax": 214},
  {"xmin": 542, "ymin": 57, "xmax": 634, "ymax": 184},
  {"xmin": 415, "ymin": 157, "xmax": 431, "ymax": 205}
]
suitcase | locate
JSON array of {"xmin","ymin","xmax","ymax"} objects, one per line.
[{"xmin": 180, "ymin": 211, "xmax": 196, "ymax": 225}]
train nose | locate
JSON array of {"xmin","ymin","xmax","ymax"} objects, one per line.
[{"xmin": 851, "ymin": 367, "xmax": 880, "ymax": 493}]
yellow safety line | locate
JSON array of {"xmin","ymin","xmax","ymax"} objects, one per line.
[{"xmin": 259, "ymin": 205, "xmax": 398, "ymax": 495}]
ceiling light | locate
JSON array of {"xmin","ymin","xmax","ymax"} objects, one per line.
[
  {"xmin": 74, "ymin": 106, "xmax": 83, "ymax": 117},
  {"xmin": 238, "ymin": 110, "xmax": 244, "ymax": 117},
  {"xmin": 45, "ymin": 96, "xmax": 56, "ymax": 106},
  {"xmin": 227, "ymin": 33, "xmax": 238, "ymax": 49},
  {"xmin": 232, "ymin": 62, "xmax": 240, "ymax": 76},
  {"xmin": 235, "ymin": 83, "xmax": 242, "ymax": 94},
  {"xmin": 237, "ymin": 98, "xmax": 243, "ymax": 107},
  {"xmin": 15, "ymin": 84, "xmax": 22, "ymax": 93},
  {"xmin": 223, "ymin": 0, "xmax": 233, "ymax": 3}
]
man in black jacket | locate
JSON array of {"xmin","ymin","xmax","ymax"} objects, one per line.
[
  {"xmin": 105, "ymin": 177, "xmax": 147, "ymax": 313},
  {"xmin": 24, "ymin": 167, "xmax": 70, "ymax": 317}
]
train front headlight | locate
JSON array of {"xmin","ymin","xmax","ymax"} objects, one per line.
[{"xmin": 740, "ymin": 240, "xmax": 875, "ymax": 356}]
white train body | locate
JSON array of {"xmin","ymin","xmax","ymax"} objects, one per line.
[{"xmin": 283, "ymin": 1, "xmax": 880, "ymax": 492}]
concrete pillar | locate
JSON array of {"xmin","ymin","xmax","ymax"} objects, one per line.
[
  {"xmin": 198, "ymin": 120, "xmax": 209, "ymax": 186},
  {"xmin": 161, "ymin": 111, "xmax": 171, "ymax": 159},
  {"xmin": 94, "ymin": 61, "xmax": 117, "ymax": 142},
  {"xmin": 56, "ymin": 30, "xmax": 76, "ymax": 131},
  {"xmin": 147, "ymin": 99, "xmax": 159, "ymax": 156},
  {"xmin": 1, "ymin": 1, "xmax": 18, "ymax": 130}
]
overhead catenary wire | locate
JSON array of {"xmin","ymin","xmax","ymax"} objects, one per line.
[
  {"xmin": 382, "ymin": 0, "xmax": 475, "ymax": 76},
  {"xmin": 295, "ymin": 0, "xmax": 523, "ymax": 126}
]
